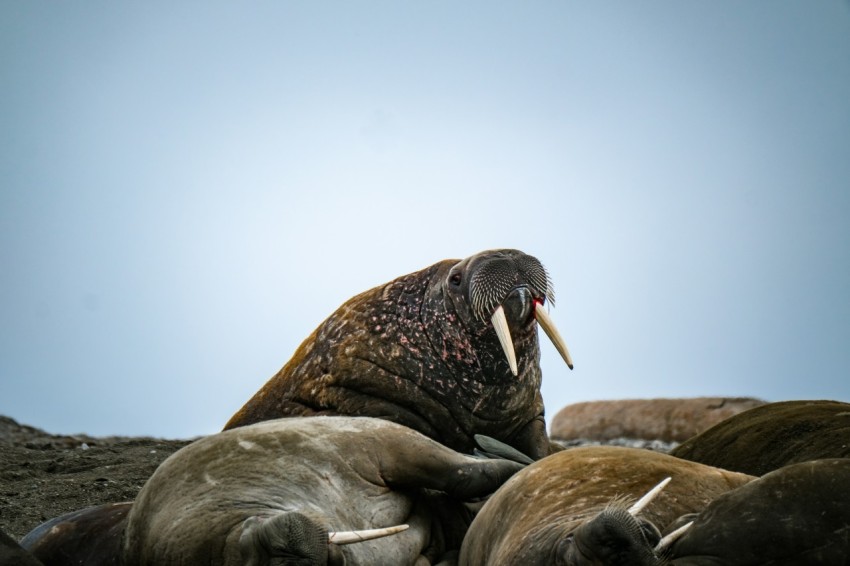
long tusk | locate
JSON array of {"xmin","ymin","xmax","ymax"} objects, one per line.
[
  {"xmin": 534, "ymin": 303, "xmax": 574, "ymax": 370},
  {"xmin": 328, "ymin": 524, "xmax": 409, "ymax": 544},
  {"xmin": 628, "ymin": 477, "xmax": 671, "ymax": 516},
  {"xmin": 654, "ymin": 521, "xmax": 693, "ymax": 554},
  {"xmin": 491, "ymin": 305, "xmax": 518, "ymax": 376}
]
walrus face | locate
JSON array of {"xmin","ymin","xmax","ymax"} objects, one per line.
[
  {"xmin": 553, "ymin": 477, "xmax": 678, "ymax": 566},
  {"xmin": 444, "ymin": 249, "xmax": 573, "ymax": 377},
  {"xmin": 558, "ymin": 505, "xmax": 662, "ymax": 566}
]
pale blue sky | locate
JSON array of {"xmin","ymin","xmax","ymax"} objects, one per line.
[{"xmin": 2, "ymin": 2, "xmax": 849, "ymax": 438}]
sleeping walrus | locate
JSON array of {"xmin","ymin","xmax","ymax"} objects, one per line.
[
  {"xmin": 121, "ymin": 416, "xmax": 525, "ymax": 565},
  {"xmin": 459, "ymin": 446, "xmax": 753, "ymax": 565},
  {"xmin": 225, "ymin": 249, "xmax": 573, "ymax": 459},
  {"xmin": 671, "ymin": 399, "xmax": 850, "ymax": 475}
]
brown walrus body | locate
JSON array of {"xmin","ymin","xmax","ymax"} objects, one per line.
[
  {"xmin": 666, "ymin": 458, "xmax": 850, "ymax": 565},
  {"xmin": 19, "ymin": 502, "xmax": 130, "ymax": 566},
  {"xmin": 671, "ymin": 399, "xmax": 850, "ymax": 475},
  {"xmin": 225, "ymin": 249, "xmax": 573, "ymax": 460},
  {"xmin": 459, "ymin": 446, "xmax": 753, "ymax": 565}
]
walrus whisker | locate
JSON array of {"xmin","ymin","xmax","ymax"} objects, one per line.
[
  {"xmin": 533, "ymin": 303, "xmax": 574, "ymax": 370},
  {"xmin": 327, "ymin": 523, "xmax": 409, "ymax": 544},
  {"xmin": 628, "ymin": 476, "xmax": 671, "ymax": 516},
  {"xmin": 653, "ymin": 520, "xmax": 693, "ymax": 554},
  {"xmin": 491, "ymin": 305, "xmax": 518, "ymax": 376}
]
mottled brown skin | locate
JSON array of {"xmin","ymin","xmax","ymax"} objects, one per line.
[
  {"xmin": 666, "ymin": 459, "xmax": 850, "ymax": 565},
  {"xmin": 225, "ymin": 249, "xmax": 557, "ymax": 459},
  {"xmin": 459, "ymin": 446, "xmax": 754, "ymax": 566},
  {"xmin": 671, "ymin": 400, "xmax": 850, "ymax": 476},
  {"xmin": 19, "ymin": 502, "xmax": 129, "ymax": 566}
]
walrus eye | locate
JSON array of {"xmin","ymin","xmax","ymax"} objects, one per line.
[{"xmin": 449, "ymin": 272, "xmax": 462, "ymax": 286}]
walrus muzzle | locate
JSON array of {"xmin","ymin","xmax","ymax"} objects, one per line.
[{"xmin": 489, "ymin": 287, "xmax": 574, "ymax": 376}]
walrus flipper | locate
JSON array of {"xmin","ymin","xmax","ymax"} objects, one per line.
[
  {"xmin": 472, "ymin": 434, "xmax": 534, "ymax": 465},
  {"xmin": 373, "ymin": 428, "xmax": 525, "ymax": 501}
]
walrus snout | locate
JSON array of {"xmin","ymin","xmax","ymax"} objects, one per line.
[
  {"xmin": 503, "ymin": 286, "xmax": 536, "ymax": 323},
  {"xmin": 463, "ymin": 250, "xmax": 574, "ymax": 375},
  {"xmin": 560, "ymin": 477, "xmax": 679, "ymax": 566}
]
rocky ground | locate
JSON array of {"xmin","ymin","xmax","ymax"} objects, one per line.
[
  {"xmin": 0, "ymin": 416, "xmax": 192, "ymax": 541},
  {"xmin": 0, "ymin": 415, "xmax": 676, "ymax": 545}
]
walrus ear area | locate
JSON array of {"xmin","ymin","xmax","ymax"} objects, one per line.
[{"xmin": 239, "ymin": 512, "xmax": 330, "ymax": 566}]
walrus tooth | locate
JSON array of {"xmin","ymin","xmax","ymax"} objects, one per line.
[
  {"xmin": 654, "ymin": 520, "xmax": 693, "ymax": 554},
  {"xmin": 491, "ymin": 305, "xmax": 518, "ymax": 376},
  {"xmin": 628, "ymin": 476, "xmax": 671, "ymax": 516},
  {"xmin": 534, "ymin": 303, "xmax": 574, "ymax": 370},
  {"xmin": 328, "ymin": 523, "xmax": 409, "ymax": 544}
]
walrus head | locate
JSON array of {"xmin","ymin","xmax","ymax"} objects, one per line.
[
  {"xmin": 225, "ymin": 248, "xmax": 572, "ymax": 459},
  {"xmin": 444, "ymin": 248, "xmax": 573, "ymax": 376},
  {"xmin": 556, "ymin": 478, "xmax": 688, "ymax": 565}
]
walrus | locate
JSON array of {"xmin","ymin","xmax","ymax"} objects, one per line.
[
  {"xmin": 19, "ymin": 502, "xmax": 130, "ymax": 566},
  {"xmin": 664, "ymin": 458, "xmax": 850, "ymax": 564},
  {"xmin": 0, "ymin": 528, "xmax": 42, "ymax": 566},
  {"xmin": 458, "ymin": 446, "xmax": 753, "ymax": 565},
  {"xmin": 225, "ymin": 249, "xmax": 573, "ymax": 460},
  {"xmin": 671, "ymin": 399, "xmax": 850, "ymax": 475},
  {"xmin": 123, "ymin": 416, "xmax": 525, "ymax": 565}
]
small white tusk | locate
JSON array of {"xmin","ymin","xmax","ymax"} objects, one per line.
[
  {"xmin": 534, "ymin": 303, "xmax": 574, "ymax": 370},
  {"xmin": 628, "ymin": 477, "xmax": 671, "ymax": 516},
  {"xmin": 491, "ymin": 305, "xmax": 518, "ymax": 376},
  {"xmin": 654, "ymin": 521, "xmax": 693, "ymax": 554},
  {"xmin": 328, "ymin": 524, "xmax": 409, "ymax": 545}
]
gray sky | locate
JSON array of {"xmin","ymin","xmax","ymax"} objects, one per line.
[{"xmin": 2, "ymin": 2, "xmax": 849, "ymax": 438}]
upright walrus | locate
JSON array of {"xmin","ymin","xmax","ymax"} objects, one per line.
[{"xmin": 225, "ymin": 249, "xmax": 574, "ymax": 459}]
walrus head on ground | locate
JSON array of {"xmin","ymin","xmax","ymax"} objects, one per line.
[
  {"xmin": 459, "ymin": 446, "xmax": 754, "ymax": 565},
  {"xmin": 225, "ymin": 248, "xmax": 573, "ymax": 459}
]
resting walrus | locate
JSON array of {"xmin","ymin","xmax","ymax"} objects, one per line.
[
  {"xmin": 122, "ymin": 416, "xmax": 524, "ymax": 565},
  {"xmin": 225, "ymin": 249, "xmax": 573, "ymax": 459},
  {"xmin": 671, "ymin": 399, "xmax": 850, "ymax": 475},
  {"xmin": 459, "ymin": 446, "xmax": 753, "ymax": 565},
  {"xmin": 664, "ymin": 458, "xmax": 850, "ymax": 564}
]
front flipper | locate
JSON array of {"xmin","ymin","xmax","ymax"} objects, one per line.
[
  {"xmin": 372, "ymin": 428, "xmax": 525, "ymax": 501},
  {"xmin": 472, "ymin": 434, "xmax": 534, "ymax": 465}
]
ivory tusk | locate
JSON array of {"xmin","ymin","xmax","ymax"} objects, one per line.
[
  {"xmin": 628, "ymin": 477, "xmax": 671, "ymax": 516},
  {"xmin": 491, "ymin": 305, "xmax": 518, "ymax": 376},
  {"xmin": 654, "ymin": 521, "xmax": 693, "ymax": 554},
  {"xmin": 328, "ymin": 524, "xmax": 409, "ymax": 544},
  {"xmin": 534, "ymin": 303, "xmax": 574, "ymax": 370}
]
